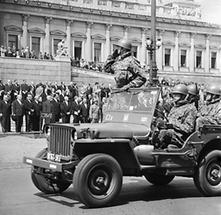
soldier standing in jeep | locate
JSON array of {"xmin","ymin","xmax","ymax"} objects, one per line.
[
  {"xmin": 196, "ymin": 84, "xmax": 221, "ymax": 131},
  {"xmin": 156, "ymin": 84, "xmax": 197, "ymax": 149},
  {"xmin": 103, "ymin": 38, "xmax": 146, "ymax": 90}
]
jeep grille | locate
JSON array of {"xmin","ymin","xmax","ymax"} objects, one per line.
[{"xmin": 49, "ymin": 126, "xmax": 73, "ymax": 156}]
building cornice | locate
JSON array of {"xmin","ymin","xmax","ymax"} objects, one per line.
[{"xmin": 1, "ymin": 0, "xmax": 221, "ymax": 35}]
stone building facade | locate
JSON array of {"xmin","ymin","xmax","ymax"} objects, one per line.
[{"xmin": 1, "ymin": 0, "xmax": 221, "ymax": 81}]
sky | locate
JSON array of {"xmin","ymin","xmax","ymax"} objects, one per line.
[{"xmin": 196, "ymin": 0, "xmax": 221, "ymax": 24}]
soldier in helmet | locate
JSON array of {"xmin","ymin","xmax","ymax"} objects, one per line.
[
  {"xmin": 156, "ymin": 84, "xmax": 197, "ymax": 149},
  {"xmin": 196, "ymin": 84, "xmax": 221, "ymax": 131},
  {"xmin": 186, "ymin": 83, "xmax": 199, "ymax": 110},
  {"xmin": 103, "ymin": 38, "xmax": 146, "ymax": 90}
]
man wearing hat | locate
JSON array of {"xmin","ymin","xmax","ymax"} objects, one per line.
[{"xmin": 103, "ymin": 38, "xmax": 146, "ymax": 90}]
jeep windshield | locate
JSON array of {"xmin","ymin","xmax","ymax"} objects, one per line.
[{"xmin": 103, "ymin": 88, "xmax": 160, "ymax": 127}]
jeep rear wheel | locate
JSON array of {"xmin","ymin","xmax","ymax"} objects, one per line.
[
  {"xmin": 73, "ymin": 153, "xmax": 122, "ymax": 208},
  {"xmin": 194, "ymin": 150, "xmax": 221, "ymax": 196},
  {"xmin": 31, "ymin": 148, "xmax": 71, "ymax": 194},
  {"xmin": 144, "ymin": 173, "xmax": 175, "ymax": 185}
]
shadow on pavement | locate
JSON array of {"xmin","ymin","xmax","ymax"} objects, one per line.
[{"xmin": 34, "ymin": 177, "xmax": 203, "ymax": 209}]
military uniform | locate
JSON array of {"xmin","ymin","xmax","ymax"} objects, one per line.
[
  {"xmin": 196, "ymin": 100, "xmax": 221, "ymax": 131},
  {"xmin": 157, "ymin": 101, "xmax": 197, "ymax": 148},
  {"xmin": 103, "ymin": 40, "xmax": 146, "ymax": 89}
]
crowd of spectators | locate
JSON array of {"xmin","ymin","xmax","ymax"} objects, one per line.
[
  {"xmin": 0, "ymin": 45, "xmax": 54, "ymax": 60},
  {"xmin": 71, "ymin": 58, "xmax": 103, "ymax": 72},
  {"xmin": 0, "ymin": 79, "xmax": 112, "ymax": 133}
]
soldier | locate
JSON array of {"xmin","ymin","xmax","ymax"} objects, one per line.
[
  {"xmin": 103, "ymin": 38, "xmax": 146, "ymax": 90},
  {"xmin": 89, "ymin": 99, "xmax": 101, "ymax": 123},
  {"xmin": 186, "ymin": 83, "xmax": 200, "ymax": 110},
  {"xmin": 60, "ymin": 95, "xmax": 72, "ymax": 123},
  {"xmin": 156, "ymin": 84, "xmax": 197, "ymax": 149},
  {"xmin": 196, "ymin": 84, "xmax": 221, "ymax": 131}
]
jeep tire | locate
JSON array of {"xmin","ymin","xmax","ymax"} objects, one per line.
[
  {"xmin": 144, "ymin": 173, "xmax": 175, "ymax": 185},
  {"xmin": 73, "ymin": 153, "xmax": 122, "ymax": 208},
  {"xmin": 194, "ymin": 150, "xmax": 221, "ymax": 196},
  {"xmin": 31, "ymin": 148, "xmax": 71, "ymax": 194}
]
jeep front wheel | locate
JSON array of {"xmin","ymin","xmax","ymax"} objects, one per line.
[
  {"xmin": 144, "ymin": 173, "xmax": 175, "ymax": 185},
  {"xmin": 31, "ymin": 148, "xmax": 71, "ymax": 194},
  {"xmin": 194, "ymin": 150, "xmax": 221, "ymax": 196},
  {"xmin": 73, "ymin": 153, "xmax": 122, "ymax": 208}
]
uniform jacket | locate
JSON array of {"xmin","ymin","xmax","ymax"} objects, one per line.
[
  {"xmin": 0, "ymin": 100, "xmax": 11, "ymax": 116},
  {"xmin": 103, "ymin": 52, "xmax": 146, "ymax": 88},
  {"xmin": 198, "ymin": 100, "xmax": 221, "ymax": 124},
  {"xmin": 23, "ymin": 99, "xmax": 34, "ymax": 115},
  {"xmin": 33, "ymin": 100, "xmax": 42, "ymax": 117},
  {"xmin": 42, "ymin": 100, "xmax": 52, "ymax": 113},
  {"xmin": 89, "ymin": 104, "xmax": 101, "ymax": 120},
  {"xmin": 12, "ymin": 99, "xmax": 24, "ymax": 116},
  {"xmin": 168, "ymin": 101, "xmax": 197, "ymax": 135},
  {"xmin": 60, "ymin": 101, "xmax": 72, "ymax": 117}
]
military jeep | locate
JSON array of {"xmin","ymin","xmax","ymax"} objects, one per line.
[{"xmin": 24, "ymin": 87, "xmax": 221, "ymax": 208}]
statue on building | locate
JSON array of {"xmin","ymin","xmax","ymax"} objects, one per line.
[{"xmin": 56, "ymin": 39, "xmax": 68, "ymax": 57}]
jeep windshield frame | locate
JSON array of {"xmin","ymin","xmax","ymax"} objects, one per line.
[{"xmin": 103, "ymin": 87, "xmax": 160, "ymax": 127}]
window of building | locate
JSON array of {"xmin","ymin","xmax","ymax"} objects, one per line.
[
  {"xmin": 98, "ymin": 0, "xmax": 107, "ymax": 5},
  {"xmin": 112, "ymin": 1, "xmax": 121, "ymax": 7},
  {"xmin": 131, "ymin": 46, "xmax": 137, "ymax": 58},
  {"xmin": 94, "ymin": 42, "xmax": 101, "ymax": 62},
  {"xmin": 164, "ymin": 48, "xmax": 171, "ymax": 66},
  {"xmin": 8, "ymin": 34, "xmax": 18, "ymax": 50},
  {"xmin": 74, "ymin": 41, "xmax": 82, "ymax": 60},
  {"xmin": 125, "ymin": 3, "xmax": 134, "ymax": 9},
  {"xmin": 196, "ymin": 50, "xmax": 202, "ymax": 68},
  {"xmin": 211, "ymin": 52, "xmax": 217, "ymax": 69},
  {"xmin": 31, "ymin": 36, "xmax": 40, "ymax": 57},
  {"xmin": 83, "ymin": 0, "xmax": 92, "ymax": 4},
  {"xmin": 180, "ymin": 49, "xmax": 187, "ymax": 67},
  {"xmin": 53, "ymin": 39, "xmax": 61, "ymax": 56}
]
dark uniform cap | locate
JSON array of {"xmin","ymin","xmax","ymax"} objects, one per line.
[
  {"xmin": 187, "ymin": 84, "xmax": 199, "ymax": 96},
  {"xmin": 206, "ymin": 84, "xmax": 221, "ymax": 96},
  {"xmin": 116, "ymin": 39, "xmax": 132, "ymax": 50},
  {"xmin": 171, "ymin": 84, "xmax": 188, "ymax": 95}
]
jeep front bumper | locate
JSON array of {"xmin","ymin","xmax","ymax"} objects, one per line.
[{"xmin": 23, "ymin": 156, "xmax": 78, "ymax": 172}]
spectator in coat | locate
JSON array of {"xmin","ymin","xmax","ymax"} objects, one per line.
[
  {"xmin": 72, "ymin": 96, "xmax": 81, "ymax": 123},
  {"xmin": 23, "ymin": 93, "xmax": 34, "ymax": 132},
  {"xmin": 60, "ymin": 95, "xmax": 72, "ymax": 123},
  {"xmin": 0, "ymin": 95, "xmax": 11, "ymax": 132},
  {"xmin": 32, "ymin": 96, "xmax": 42, "ymax": 131},
  {"xmin": 12, "ymin": 94, "xmax": 24, "ymax": 132},
  {"xmin": 51, "ymin": 93, "xmax": 61, "ymax": 123},
  {"xmin": 42, "ymin": 95, "xmax": 53, "ymax": 124},
  {"xmin": 80, "ymin": 97, "xmax": 89, "ymax": 123}
]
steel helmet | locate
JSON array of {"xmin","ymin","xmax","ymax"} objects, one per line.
[
  {"xmin": 171, "ymin": 84, "xmax": 188, "ymax": 95},
  {"xmin": 187, "ymin": 84, "xmax": 199, "ymax": 96},
  {"xmin": 206, "ymin": 84, "xmax": 221, "ymax": 96},
  {"xmin": 116, "ymin": 39, "xmax": 132, "ymax": 50}
]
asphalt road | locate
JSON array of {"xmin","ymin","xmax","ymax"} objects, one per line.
[{"xmin": 0, "ymin": 135, "xmax": 221, "ymax": 215}]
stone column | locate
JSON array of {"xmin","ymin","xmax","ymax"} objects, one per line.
[
  {"xmin": 156, "ymin": 30, "xmax": 164, "ymax": 71},
  {"xmin": 105, "ymin": 24, "xmax": 111, "ymax": 59},
  {"xmin": 174, "ymin": 31, "xmax": 180, "ymax": 72},
  {"xmin": 44, "ymin": 17, "xmax": 52, "ymax": 54},
  {"xmin": 85, "ymin": 22, "xmax": 92, "ymax": 62},
  {"xmin": 123, "ymin": 26, "xmax": 129, "ymax": 40},
  {"xmin": 205, "ymin": 34, "xmax": 210, "ymax": 73},
  {"xmin": 190, "ymin": 33, "xmax": 195, "ymax": 73},
  {"xmin": 140, "ymin": 28, "xmax": 147, "ymax": 66},
  {"xmin": 66, "ymin": 20, "xmax": 73, "ymax": 57},
  {"xmin": 21, "ymin": 15, "xmax": 29, "ymax": 49}
]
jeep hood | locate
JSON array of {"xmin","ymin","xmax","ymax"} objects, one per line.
[{"xmin": 74, "ymin": 122, "xmax": 150, "ymax": 139}]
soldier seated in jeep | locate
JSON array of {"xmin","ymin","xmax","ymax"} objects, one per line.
[
  {"xmin": 196, "ymin": 84, "xmax": 221, "ymax": 131},
  {"xmin": 155, "ymin": 84, "xmax": 197, "ymax": 149}
]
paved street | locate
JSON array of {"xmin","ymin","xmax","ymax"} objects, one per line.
[{"xmin": 0, "ymin": 135, "xmax": 221, "ymax": 215}]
